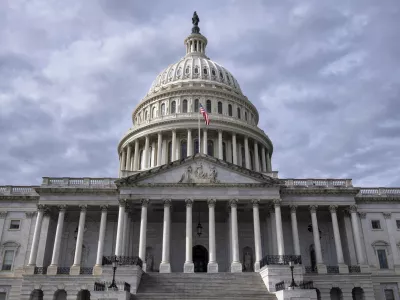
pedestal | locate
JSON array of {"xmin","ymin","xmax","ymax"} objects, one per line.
[
  {"xmin": 338, "ymin": 263, "xmax": 349, "ymax": 274},
  {"xmin": 159, "ymin": 262, "xmax": 171, "ymax": 273},
  {"xmin": 184, "ymin": 262, "xmax": 194, "ymax": 273},
  {"xmin": 207, "ymin": 262, "xmax": 218, "ymax": 273},
  {"xmin": 360, "ymin": 264, "xmax": 370, "ymax": 273},
  {"xmin": 24, "ymin": 265, "xmax": 35, "ymax": 275},
  {"xmin": 254, "ymin": 261, "xmax": 261, "ymax": 272},
  {"xmin": 275, "ymin": 289, "xmax": 318, "ymax": 300},
  {"xmin": 230, "ymin": 262, "xmax": 242, "ymax": 273},
  {"xmin": 316, "ymin": 264, "xmax": 327, "ymax": 274},
  {"xmin": 69, "ymin": 265, "xmax": 81, "ymax": 275},
  {"xmin": 92, "ymin": 264, "xmax": 103, "ymax": 275},
  {"xmin": 47, "ymin": 265, "xmax": 58, "ymax": 275}
]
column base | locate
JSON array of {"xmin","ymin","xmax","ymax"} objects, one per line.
[
  {"xmin": 394, "ymin": 265, "xmax": 400, "ymax": 274},
  {"xmin": 254, "ymin": 261, "xmax": 261, "ymax": 272},
  {"xmin": 230, "ymin": 262, "xmax": 242, "ymax": 273},
  {"xmin": 359, "ymin": 264, "xmax": 370, "ymax": 273},
  {"xmin": 159, "ymin": 262, "xmax": 171, "ymax": 273},
  {"xmin": 24, "ymin": 265, "xmax": 35, "ymax": 275},
  {"xmin": 92, "ymin": 264, "xmax": 103, "ymax": 275},
  {"xmin": 69, "ymin": 265, "xmax": 81, "ymax": 275},
  {"xmin": 47, "ymin": 265, "xmax": 58, "ymax": 275},
  {"xmin": 316, "ymin": 264, "xmax": 327, "ymax": 274},
  {"xmin": 338, "ymin": 263, "xmax": 349, "ymax": 274},
  {"xmin": 184, "ymin": 262, "xmax": 194, "ymax": 273},
  {"xmin": 207, "ymin": 262, "xmax": 218, "ymax": 273}
]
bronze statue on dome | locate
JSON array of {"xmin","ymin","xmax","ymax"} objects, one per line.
[{"xmin": 192, "ymin": 11, "xmax": 200, "ymax": 34}]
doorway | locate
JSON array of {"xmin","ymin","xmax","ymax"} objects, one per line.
[{"xmin": 193, "ymin": 245, "xmax": 208, "ymax": 272}]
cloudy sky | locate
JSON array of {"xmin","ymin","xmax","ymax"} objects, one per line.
[{"xmin": 1, "ymin": 0, "xmax": 399, "ymax": 187}]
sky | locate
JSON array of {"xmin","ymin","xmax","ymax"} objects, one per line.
[{"xmin": 0, "ymin": 0, "xmax": 399, "ymax": 187}]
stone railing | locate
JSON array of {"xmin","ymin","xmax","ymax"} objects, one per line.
[
  {"xmin": 42, "ymin": 177, "xmax": 118, "ymax": 188},
  {"xmin": 358, "ymin": 188, "xmax": 400, "ymax": 196},
  {"xmin": 285, "ymin": 179, "xmax": 353, "ymax": 187},
  {"xmin": 0, "ymin": 186, "xmax": 38, "ymax": 196}
]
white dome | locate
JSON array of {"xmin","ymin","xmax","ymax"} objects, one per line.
[{"xmin": 148, "ymin": 56, "xmax": 242, "ymax": 96}]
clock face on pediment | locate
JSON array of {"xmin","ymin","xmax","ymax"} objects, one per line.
[{"xmin": 116, "ymin": 155, "xmax": 281, "ymax": 187}]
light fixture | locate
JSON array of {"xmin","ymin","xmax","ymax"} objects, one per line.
[{"xmin": 197, "ymin": 208, "xmax": 203, "ymax": 237}]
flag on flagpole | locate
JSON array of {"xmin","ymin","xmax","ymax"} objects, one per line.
[{"xmin": 199, "ymin": 103, "xmax": 210, "ymax": 125}]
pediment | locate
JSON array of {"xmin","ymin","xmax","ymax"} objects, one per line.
[{"xmin": 115, "ymin": 154, "xmax": 283, "ymax": 187}]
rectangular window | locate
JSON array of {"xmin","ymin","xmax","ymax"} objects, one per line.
[
  {"xmin": 2, "ymin": 250, "xmax": 14, "ymax": 271},
  {"xmin": 9, "ymin": 220, "xmax": 20, "ymax": 230},
  {"xmin": 377, "ymin": 249, "xmax": 388, "ymax": 269},
  {"xmin": 396, "ymin": 220, "xmax": 400, "ymax": 229},
  {"xmin": 0, "ymin": 292, "xmax": 6, "ymax": 300},
  {"xmin": 371, "ymin": 220, "xmax": 381, "ymax": 229},
  {"xmin": 384, "ymin": 289, "xmax": 395, "ymax": 300}
]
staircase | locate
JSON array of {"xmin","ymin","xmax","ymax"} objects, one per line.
[{"xmin": 132, "ymin": 272, "xmax": 277, "ymax": 300}]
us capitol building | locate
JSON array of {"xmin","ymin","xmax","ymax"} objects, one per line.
[{"xmin": 0, "ymin": 12, "xmax": 399, "ymax": 300}]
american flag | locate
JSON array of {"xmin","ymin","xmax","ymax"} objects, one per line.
[{"xmin": 199, "ymin": 103, "xmax": 210, "ymax": 125}]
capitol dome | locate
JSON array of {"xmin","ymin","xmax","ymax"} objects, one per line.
[{"xmin": 118, "ymin": 12, "xmax": 274, "ymax": 177}]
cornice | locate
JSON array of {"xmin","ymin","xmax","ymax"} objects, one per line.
[
  {"xmin": 35, "ymin": 187, "xmax": 118, "ymax": 195},
  {"xmin": 355, "ymin": 196, "xmax": 400, "ymax": 203},
  {"xmin": 0, "ymin": 195, "xmax": 39, "ymax": 201},
  {"xmin": 281, "ymin": 187, "xmax": 360, "ymax": 196},
  {"xmin": 128, "ymin": 182, "xmax": 277, "ymax": 188}
]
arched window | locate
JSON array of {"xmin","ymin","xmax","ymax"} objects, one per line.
[
  {"xmin": 194, "ymin": 66, "xmax": 199, "ymax": 74},
  {"xmin": 228, "ymin": 104, "xmax": 232, "ymax": 116},
  {"xmin": 194, "ymin": 99, "xmax": 199, "ymax": 112},
  {"xmin": 194, "ymin": 139, "xmax": 200, "ymax": 154},
  {"xmin": 186, "ymin": 66, "xmax": 190, "ymax": 74},
  {"xmin": 222, "ymin": 142, "xmax": 227, "ymax": 161},
  {"xmin": 203, "ymin": 68, "xmax": 208, "ymax": 75},
  {"xmin": 219, "ymin": 71, "xmax": 224, "ymax": 80},
  {"xmin": 181, "ymin": 140, "xmax": 187, "ymax": 158},
  {"xmin": 171, "ymin": 101, "xmax": 176, "ymax": 114},
  {"xmin": 207, "ymin": 140, "xmax": 214, "ymax": 156},
  {"xmin": 152, "ymin": 107, "xmax": 157, "ymax": 118},
  {"xmin": 139, "ymin": 150, "xmax": 144, "ymax": 170},
  {"xmin": 161, "ymin": 103, "xmax": 166, "ymax": 116},
  {"xmin": 77, "ymin": 290, "xmax": 90, "ymax": 300},
  {"xmin": 206, "ymin": 100, "xmax": 212, "ymax": 113},
  {"xmin": 168, "ymin": 142, "xmax": 172, "ymax": 163},
  {"xmin": 29, "ymin": 289, "xmax": 44, "ymax": 300},
  {"xmin": 218, "ymin": 101, "xmax": 223, "ymax": 114},
  {"xmin": 245, "ymin": 111, "xmax": 248, "ymax": 121},
  {"xmin": 145, "ymin": 110, "xmax": 149, "ymax": 120},
  {"xmin": 182, "ymin": 99, "xmax": 188, "ymax": 113},
  {"xmin": 212, "ymin": 69, "xmax": 216, "ymax": 76},
  {"xmin": 237, "ymin": 108, "xmax": 241, "ymax": 119}
]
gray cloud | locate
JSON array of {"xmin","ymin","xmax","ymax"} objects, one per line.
[{"xmin": 0, "ymin": 0, "xmax": 399, "ymax": 187}]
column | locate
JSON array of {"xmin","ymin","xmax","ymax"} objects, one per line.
[
  {"xmin": 160, "ymin": 199, "xmax": 171, "ymax": 273},
  {"xmin": 151, "ymin": 142, "xmax": 156, "ymax": 167},
  {"xmin": 133, "ymin": 140, "xmax": 140, "ymax": 170},
  {"xmin": 115, "ymin": 200, "xmax": 126, "ymax": 256},
  {"xmin": 47, "ymin": 205, "xmax": 67, "ymax": 275},
  {"xmin": 125, "ymin": 144, "xmax": 132, "ymax": 170},
  {"xmin": 93, "ymin": 205, "xmax": 108, "ymax": 275},
  {"xmin": 121, "ymin": 208, "xmax": 129, "ymax": 256},
  {"xmin": 238, "ymin": 143, "xmax": 243, "ymax": 166},
  {"xmin": 329, "ymin": 205, "xmax": 348, "ymax": 273},
  {"xmin": 349, "ymin": 205, "xmax": 367, "ymax": 269},
  {"xmin": 232, "ymin": 134, "xmax": 237, "ymax": 165},
  {"xmin": 290, "ymin": 205, "xmax": 301, "ymax": 256},
  {"xmin": 383, "ymin": 212, "xmax": 400, "ymax": 272},
  {"xmin": 184, "ymin": 199, "xmax": 194, "ymax": 273},
  {"xmin": 161, "ymin": 139, "xmax": 167, "ymax": 164},
  {"xmin": 207, "ymin": 199, "xmax": 218, "ymax": 272},
  {"xmin": 274, "ymin": 200, "xmax": 285, "ymax": 256},
  {"xmin": 27, "ymin": 205, "xmax": 45, "ymax": 268},
  {"xmin": 261, "ymin": 147, "xmax": 267, "ymax": 172},
  {"xmin": 309, "ymin": 205, "xmax": 327, "ymax": 273},
  {"xmin": 121, "ymin": 148, "xmax": 127, "ymax": 170},
  {"xmin": 254, "ymin": 141, "xmax": 260, "ymax": 172},
  {"xmin": 187, "ymin": 130, "xmax": 193, "ymax": 156},
  {"xmin": 230, "ymin": 199, "xmax": 242, "ymax": 272},
  {"xmin": 266, "ymin": 150, "xmax": 272, "ymax": 171},
  {"xmin": 218, "ymin": 130, "xmax": 223, "ymax": 160},
  {"xmin": 171, "ymin": 130, "xmax": 177, "ymax": 161},
  {"xmin": 138, "ymin": 199, "xmax": 149, "ymax": 271},
  {"xmin": 244, "ymin": 136, "xmax": 250, "ymax": 169},
  {"xmin": 252, "ymin": 200, "xmax": 262, "ymax": 271},
  {"xmin": 143, "ymin": 136, "xmax": 150, "ymax": 168},
  {"xmin": 70, "ymin": 205, "xmax": 87, "ymax": 275},
  {"xmin": 157, "ymin": 132, "xmax": 163, "ymax": 166},
  {"xmin": 203, "ymin": 129, "xmax": 208, "ymax": 154}
]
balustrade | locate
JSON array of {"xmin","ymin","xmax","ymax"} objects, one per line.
[{"xmin": 260, "ymin": 255, "xmax": 302, "ymax": 268}]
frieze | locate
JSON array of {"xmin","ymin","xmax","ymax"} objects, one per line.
[{"xmin": 178, "ymin": 162, "xmax": 219, "ymax": 184}]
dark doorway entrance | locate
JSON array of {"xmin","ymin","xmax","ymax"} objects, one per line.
[{"xmin": 193, "ymin": 245, "xmax": 208, "ymax": 272}]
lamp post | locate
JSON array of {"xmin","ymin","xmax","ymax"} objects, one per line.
[
  {"xmin": 108, "ymin": 257, "xmax": 118, "ymax": 290},
  {"xmin": 289, "ymin": 261, "xmax": 297, "ymax": 289}
]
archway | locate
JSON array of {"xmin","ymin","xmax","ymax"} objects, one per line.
[
  {"xmin": 309, "ymin": 244, "xmax": 316, "ymax": 272},
  {"xmin": 76, "ymin": 290, "xmax": 90, "ymax": 300},
  {"xmin": 330, "ymin": 287, "xmax": 343, "ymax": 300},
  {"xmin": 193, "ymin": 245, "xmax": 208, "ymax": 272},
  {"xmin": 29, "ymin": 290, "xmax": 43, "ymax": 300},
  {"xmin": 352, "ymin": 287, "xmax": 365, "ymax": 300},
  {"xmin": 53, "ymin": 290, "xmax": 67, "ymax": 300}
]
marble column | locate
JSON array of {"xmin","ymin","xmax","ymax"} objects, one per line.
[
  {"xmin": 207, "ymin": 199, "xmax": 218, "ymax": 272},
  {"xmin": 230, "ymin": 199, "xmax": 242, "ymax": 272},
  {"xmin": 203, "ymin": 129, "xmax": 208, "ymax": 154},
  {"xmin": 232, "ymin": 133, "xmax": 237, "ymax": 165},
  {"xmin": 187, "ymin": 130, "xmax": 193, "ymax": 156},
  {"xmin": 254, "ymin": 141, "xmax": 260, "ymax": 172},
  {"xmin": 244, "ymin": 136, "xmax": 250, "ymax": 169},
  {"xmin": 218, "ymin": 130, "xmax": 223, "ymax": 160},
  {"xmin": 121, "ymin": 149, "xmax": 127, "ymax": 171},
  {"xmin": 47, "ymin": 205, "xmax": 67, "ymax": 275},
  {"xmin": 252, "ymin": 199, "xmax": 262, "ymax": 271},
  {"xmin": 309, "ymin": 205, "xmax": 327, "ymax": 273},
  {"xmin": 266, "ymin": 150, "xmax": 272, "ymax": 171},
  {"xmin": 383, "ymin": 212, "xmax": 400, "ymax": 272},
  {"xmin": 133, "ymin": 140, "xmax": 140, "ymax": 170},
  {"xmin": 184, "ymin": 199, "xmax": 194, "ymax": 273},
  {"xmin": 138, "ymin": 199, "xmax": 149, "ymax": 271},
  {"xmin": 27, "ymin": 205, "xmax": 46, "ymax": 267},
  {"xmin": 290, "ymin": 205, "xmax": 301, "ymax": 256},
  {"xmin": 151, "ymin": 141, "xmax": 156, "ymax": 167},
  {"xmin": 93, "ymin": 205, "xmax": 108, "ymax": 275},
  {"xmin": 171, "ymin": 130, "xmax": 177, "ymax": 162},
  {"xmin": 160, "ymin": 199, "xmax": 171, "ymax": 273},
  {"xmin": 349, "ymin": 205, "xmax": 367, "ymax": 269},
  {"xmin": 274, "ymin": 200, "xmax": 285, "ymax": 256},
  {"xmin": 143, "ymin": 136, "xmax": 150, "ymax": 168},
  {"xmin": 238, "ymin": 143, "xmax": 243, "ymax": 166},
  {"xmin": 70, "ymin": 205, "xmax": 87, "ymax": 275},
  {"xmin": 157, "ymin": 132, "xmax": 163, "ymax": 166},
  {"xmin": 261, "ymin": 147, "xmax": 267, "ymax": 173},
  {"xmin": 329, "ymin": 205, "xmax": 348, "ymax": 273},
  {"xmin": 126, "ymin": 144, "xmax": 132, "ymax": 170},
  {"xmin": 115, "ymin": 200, "xmax": 126, "ymax": 256},
  {"xmin": 121, "ymin": 208, "xmax": 129, "ymax": 256}
]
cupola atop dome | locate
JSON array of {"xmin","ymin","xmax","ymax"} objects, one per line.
[{"xmin": 184, "ymin": 11, "xmax": 208, "ymax": 57}]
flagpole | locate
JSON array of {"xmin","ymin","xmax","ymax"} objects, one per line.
[{"xmin": 198, "ymin": 104, "xmax": 201, "ymax": 154}]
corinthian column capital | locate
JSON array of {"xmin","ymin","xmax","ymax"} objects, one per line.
[{"xmin": 329, "ymin": 205, "xmax": 338, "ymax": 213}]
